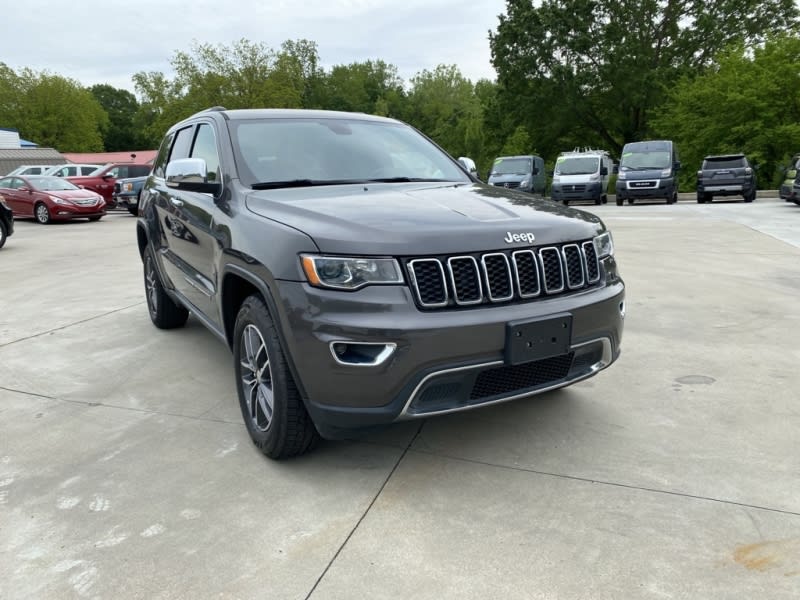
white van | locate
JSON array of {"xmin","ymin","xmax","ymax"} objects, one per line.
[{"xmin": 550, "ymin": 148, "xmax": 615, "ymax": 205}]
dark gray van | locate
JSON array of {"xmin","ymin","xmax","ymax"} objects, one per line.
[
  {"xmin": 488, "ymin": 155, "xmax": 546, "ymax": 195},
  {"xmin": 615, "ymin": 140, "xmax": 680, "ymax": 205}
]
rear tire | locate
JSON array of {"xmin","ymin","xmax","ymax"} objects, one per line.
[
  {"xmin": 143, "ymin": 246, "xmax": 189, "ymax": 329},
  {"xmin": 0, "ymin": 220, "xmax": 7, "ymax": 248},
  {"xmin": 233, "ymin": 295, "xmax": 319, "ymax": 459}
]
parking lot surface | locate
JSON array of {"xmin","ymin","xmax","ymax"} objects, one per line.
[{"xmin": 1, "ymin": 198, "xmax": 799, "ymax": 599}]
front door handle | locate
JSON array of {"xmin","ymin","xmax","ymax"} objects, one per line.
[{"xmin": 170, "ymin": 198, "xmax": 184, "ymax": 208}]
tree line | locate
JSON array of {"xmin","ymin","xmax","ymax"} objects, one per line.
[{"xmin": 1, "ymin": 0, "xmax": 798, "ymax": 189}]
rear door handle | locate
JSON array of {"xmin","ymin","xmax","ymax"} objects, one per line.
[{"xmin": 170, "ymin": 198, "xmax": 184, "ymax": 208}]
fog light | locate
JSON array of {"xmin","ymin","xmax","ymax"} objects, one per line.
[{"xmin": 329, "ymin": 342, "xmax": 396, "ymax": 366}]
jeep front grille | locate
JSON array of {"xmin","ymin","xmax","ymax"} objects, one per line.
[{"xmin": 406, "ymin": 241, "xmax": 601, "ymax": 309}]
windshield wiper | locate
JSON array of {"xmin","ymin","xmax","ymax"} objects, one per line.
[
  {"xmin": 252, "ymin": 179, "xmax": 363, "ymax": 190},
  {"xmin": 363, "ymin": 177, "xmax": 450, "ymax": 183}
]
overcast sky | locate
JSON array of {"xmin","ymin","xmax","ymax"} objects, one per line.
[{"xmin": 4, "ymin": 0, "xmax": 508, "ymax": 94}]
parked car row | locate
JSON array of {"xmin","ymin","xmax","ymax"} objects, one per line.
[{"xmin": 472, "ymin": 140, "xmax": 783, "ymax": 206}]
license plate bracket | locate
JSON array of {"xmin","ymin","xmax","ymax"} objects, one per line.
[{"xmin": 505, "ymin": 314, "xmax": 573, "ymax": 365}]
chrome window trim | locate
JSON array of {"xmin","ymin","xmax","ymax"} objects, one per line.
[
  {"xmin": 447, "ymin": 256, "xmax": 483, "ymax": 306},
  {"xmin": 481, "ymin": 252, "xmax": 514, "ymax": 302},
  {"xmin": 407, "ymin": 258, "xmax": 449, "ymax": 308},
  {"xmin": 511, "ymin": 250, "xmax": 541, "ymax": 298}
]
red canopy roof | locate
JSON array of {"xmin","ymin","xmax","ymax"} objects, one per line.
[{"xmin": 61, "ymin": 150, "xmax": 158, "ymax": 165}]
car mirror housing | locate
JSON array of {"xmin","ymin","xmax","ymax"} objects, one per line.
[{"xmin": 166, "ymin": 158, "xmax": 221, "ymax": 195}]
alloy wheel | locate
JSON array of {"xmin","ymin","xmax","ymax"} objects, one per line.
[
  {"xmin": 144, "ymin": 255, "xmax": 158, "ymax": 317},
  {"xmin": 239, "ymin": 324, "xmax": 274, "ymax": 432}
]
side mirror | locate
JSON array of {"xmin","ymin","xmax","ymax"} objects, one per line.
[
  {"xmin": 600, "ymin": 167, "xmax": 608, "ymax": 176},
  {"xmin": 166, "ymin": 158, "xmax": 221, "ymax": 195},
  {"xmin": 532, "ymin": 167, "xmax": 539, "ymax": 175},
  {"xmin": 788, "ymin": 169, "xmax": 797, "ymax": 179},
  {"xmin": 20, "ymin": 186, "xmax": 30, "ymax": 192},
  {"xmin": 674, "ymin": 161, "xmax": 682, "ymax": 171}
]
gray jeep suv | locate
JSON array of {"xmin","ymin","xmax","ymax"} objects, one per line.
[{"xmin": 137, "ymin": 108, "xmax": 625, "ymax": 458}]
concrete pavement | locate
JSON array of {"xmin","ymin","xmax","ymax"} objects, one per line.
[{"xmin": 1, "ymin": 198, "xmax": 799, "ymax": 599}]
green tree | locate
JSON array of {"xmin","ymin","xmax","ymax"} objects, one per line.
[
  {"xmin": 490, "ymin": 0, "xmax": 799, "ymax": 156},
  {"xmin": 90, "ymin": 84, "xmax": 145, "ymax": 151},
  {"xmin": 317, "ymin": 60, "xmax": 405, "ymax": 116},
  {"xmin": 1, "ymin": 67, "xmax": 107, "ymax": 151},
  {"xmin": 403, "ymin": 65, "xmax": 484, "ymax": 162},
  {"xmin": 652, "ymin": 34, "xmax": 800, "ymax": 189}
]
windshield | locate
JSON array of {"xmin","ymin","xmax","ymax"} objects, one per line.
[
  {"xmin": 620, "ymin": 150, "xmax": 671, "ymax": 170},
  {"xmin": 491, "ymin": 157, "xmax": 532, "ymax": 176},
  {"xmin": 229, "ymin": 118, "xmax": 469, "ymax": 188},
  {"xmin": 555, "ymin": 156, "xmax": 599, "ymax": 175},
  {"xmin": 28, "ymin": 176, "xmax": 80, "ymax": 191}
]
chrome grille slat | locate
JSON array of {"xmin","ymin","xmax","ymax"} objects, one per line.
[
  {"xmin": 406, "ymin": 241, "xmax": 600, "ymax": 309},
  {"xmin": 447, "ymin": 256, "xmax": 483, "ymax": 305},
  {"xmin": 562, "ymin": 244, "xmax": 585, "ymax": 289},
  {"xmin": 539, "ymin": 247, "xmax": 565, "ymax": 293},
  {"xmin": 408, "ymin": 259, "xmax": 448, "ymax": 308},
  {"xmin": 481, "ymin": 253, "xmax": 514, "ymax": 302}
]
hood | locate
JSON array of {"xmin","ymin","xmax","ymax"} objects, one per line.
[
  {"xmin": 48, "ymin": 189, "xmax": 103, "ymax": 201},
  {"xmin": 620, "ymin": 169, "xmax": 668, "ymax": 180},
  {"xmin": 554, "ymin": 173, "xmax": 600, "ymax": 184},
  {"xmin": 488, "ymin": 174, "xmax": 526, "ymax": 184},
  {"xmin": 245, "ymin": 182, "xmax": 603, "ymax": 255}
]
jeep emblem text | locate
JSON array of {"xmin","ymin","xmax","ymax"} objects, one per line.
[{"xmin": 504, "ymin": 231, "xmax": 536, "ymax": 244}]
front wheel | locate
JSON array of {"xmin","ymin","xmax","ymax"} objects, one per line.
[
  {"xmin": 35, "ymin": 203, "xmax": 51, "ymax": 224},
  {"xmin": 88, "ymin": 216, "xmax": 102, "ymax": 222},
  {"xmin": 143, "ymin": 246, "xmax": 189, "ymax": 329},
  {"xmin": 627, "ymin": 198, "xmax": 635, "ymax": 205},
  {"xmin": 616, "ymin": 197, "xmax": 623, "ymax": 206},
  {"xmin": 562, "ymin": 199, "xmax": 569, "ymax": 206},
  {"xmin": 744, "ymin": 191, "xmax": 755, "ymax": 203},
  {"xmin": 233, "ymin": 295, "xmax": 319, "ymax": 459}
]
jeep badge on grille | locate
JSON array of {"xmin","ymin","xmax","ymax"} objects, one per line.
[{"xmin": 504, "ymin": 232, "xmax": 536, "ymax": 244}]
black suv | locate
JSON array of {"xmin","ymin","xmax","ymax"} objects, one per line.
[
  {"xmin": 0, "ymin": 193, "xmax": 14, "ymax": 249},
  {"xmin": 137, "ymin": 108, "xmax": 625, "ymax": 458},
  {"xmin": 696, "ymin": 154, "xmax": 757, "ymax": 203}
]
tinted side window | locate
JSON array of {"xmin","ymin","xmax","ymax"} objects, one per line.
[
  {"xmin": 191, "ymin": 123, "xmax": 220, "ymax": 182},
  {"xmin": 170, "ymin": 126, "xmax": 194, "ymax": 163},
  {"xmin": 80, "ymin": 166, "xmax": 96, "ymax": 175},
  {"xmin": 152, "ymin": 131, "xmax": 175, "ymax": 178},
  {"xmin": 126, "ymin": 165, "xmax": 151, "ymax": 177}
]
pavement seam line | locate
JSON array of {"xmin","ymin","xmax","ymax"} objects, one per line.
[
  {"xmin": 411, "ymin": 448, "xmax": 800, "ymax": 518},
  {"xmin": 0, "ymin": 385, "xmax": 242, "ymax": 426},
  {"xmin": 304, "ymin": 423, "xmax": 426, "ymax": 599},
  {"xmin": 0, "ymin": 301, "xmax": 145, "ymax": 348}
]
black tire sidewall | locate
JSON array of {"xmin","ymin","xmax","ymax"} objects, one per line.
[
  {"xmin": 0, "ymin": 220, "xmax": 6, "ymax": 248},
  {"xmin": 233, "ymin": 296, "xmax": 294, "ymax": 456}
]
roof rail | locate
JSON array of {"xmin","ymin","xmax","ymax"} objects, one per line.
[{"xmin": 204, "ymin": 106, "xmax": 227, "ymax": 112}]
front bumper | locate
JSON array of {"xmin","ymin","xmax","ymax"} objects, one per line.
[
  {"xmin": 550, "ymin": 181, "xmax": 603, "ymax": 201},
  {"xmin": 114, "ymin": 193, "xmax": 138, "ymax": 207},
  {"xmin": 275, "ymin": 271, "xmax": 625, "ymax": 438},
  {"xmin": 50, "ymin": 204, "xmax": 106, "ymax": 220},
  {"xmin": 615, "ymin": 178, "xmax": 674, "ymax": 200}
]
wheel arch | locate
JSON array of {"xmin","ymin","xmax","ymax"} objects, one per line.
[{"xmin": 221, "ymin": 264, "xmax": 311, "ymax": 403}]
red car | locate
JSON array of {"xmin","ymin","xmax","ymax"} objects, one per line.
[
  {"xmin": 66, "ymin": 163, "xmax": 152, "ymax": 206},
  {"xmin": 0, "ymin": 175, "xmax": 106, "ymax": 224}
]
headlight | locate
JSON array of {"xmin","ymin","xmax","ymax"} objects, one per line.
[
  {"xmin": 52, "ymin": 197, "xmax": 72, "ymax": 205},
  {"xmin": 593, "ymin": 231, "xmax": 614, "ymax": 259},
  {"xmin": 618, "ymin": 171, "xmax": 627, "ymax": 180},
  {"xmin": 660, "ymin": 168, "xmax": 672, "ymax": 177},
  {"xmin": 519, "ymin": 177, "xmax": 531, "ymax": 188},
  {"xmin": 123, "ymin": 183, "xmax": 134, "ymax": 192},
  {"xmin": 552, "ymin": 175, "xmax": 560, "ymax": 183},
  {"xmin": 301, "ymin": 255, "xmax": 403, "ymax": 290},
  {"xmin": 588, "ymin": 173, "xmax": 600, "ymax": 182}
]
